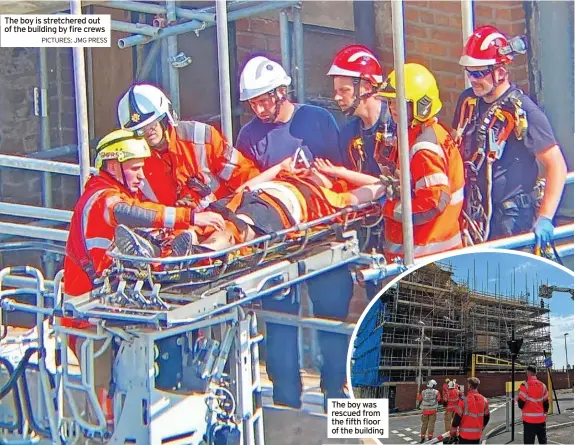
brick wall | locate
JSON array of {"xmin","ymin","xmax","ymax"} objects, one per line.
[
  {"xmin": 389, "ymin": 371, "xmax": 574, "ymax": 412},
  {"xmin": 0, "ymin": 46, "xmax": 77, "ymax": 270},
  {"xmin": 375, "ymin": 1, "xmax": 529, "ymax": 124}
]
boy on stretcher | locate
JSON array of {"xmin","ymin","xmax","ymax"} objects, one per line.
[{"xmin": 114, "ymin": 153, "xmax": 393, "ymax": 258}]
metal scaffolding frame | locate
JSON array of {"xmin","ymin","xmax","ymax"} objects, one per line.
[
  {"xmin": 0, "ymin": 0, "xmax": 573, "ymax": 268},
  {"xmin": 352, "ymin": 262, "xmax": 553, "ymax": 392}
]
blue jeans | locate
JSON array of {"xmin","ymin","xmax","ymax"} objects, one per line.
[{"xmin": 263, "ymin": 265, "xmax": 354, "ymax": 407}]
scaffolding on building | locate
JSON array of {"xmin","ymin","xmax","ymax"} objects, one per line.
[{"xmin": 352, "ymin": 262, "xmax": 552, "ymax": 392}]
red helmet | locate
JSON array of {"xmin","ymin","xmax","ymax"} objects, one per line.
[
  {"xmin": 327, "ymin": 44, "xmax": 383, "ymax": 84},
  {"xmin": 459, "ymin": 25, "xmax": 514, "ymax": 67}
]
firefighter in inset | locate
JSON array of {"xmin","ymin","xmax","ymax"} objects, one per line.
[
  {"xmin": 450, "ymin": 377, "xmax": 490, "ymax": 444},
  {"xmin": 444, "ymin": 380, "xmax": 462, "ymax": 442},
  {"xmin": 418, "ymin": 379, "xmax": 442, "ymax": 443},
  {"xmin": 517, "ymin": 365, "xmax": 549, "ymax": 444},
  {"xmin": 453, "ymin": 25, "xmax": 567, "ymax": 249}
]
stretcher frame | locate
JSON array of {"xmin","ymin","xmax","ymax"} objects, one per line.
[{"xmin": 63, "ymin": 202, "xmax": 382, "ymax": 327}]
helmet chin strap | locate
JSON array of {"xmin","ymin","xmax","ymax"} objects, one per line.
[
  {"xmin": 264, "ymin": 88, "xmax": 287, "ymax": 123},
  {"xmin": 342, "ymin": 79, "xmax": 377, "ymax": 117},
  {"xmin": 484, "ymin": 66, "xmax": 506, "ymax": 97}
]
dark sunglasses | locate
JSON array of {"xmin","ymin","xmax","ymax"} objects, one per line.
[{"xmin": 465, "ymin": 67, "xmax": 493, "ymax": 80}]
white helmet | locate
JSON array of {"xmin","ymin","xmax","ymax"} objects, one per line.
[
  {"xmin": 117, "ymin": 84, "xmax": 177, "ymax": 133},
  {"xmin": 448, "ymin": 381, "xmax": 456, "ymax": 389},
  {"xmin": 427, "ymin": 379, "xmax": 437, "ymax": 388},
  {"xmin": 239, "ymin": 56, "xmax": 292, "ymax": 101}
]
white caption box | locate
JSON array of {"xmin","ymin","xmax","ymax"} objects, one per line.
[
  {"xmin": 1, "ymin": 14, "xmax": 111, "ymax": 48},
  {"xmin": 327, "ymin": 398, "xmax": 389, "ymax": 439}
]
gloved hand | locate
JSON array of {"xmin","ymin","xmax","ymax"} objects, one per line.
[{"xmin": 533, "ymin": 216, "xmax": 554, "ymax": 248}]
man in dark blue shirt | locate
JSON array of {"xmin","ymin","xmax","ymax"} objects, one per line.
[
  {"xmin": 236, "ymin": 55, "xmax": 352, "ymax": 409},
  {"xmin": 327, "ymin": 45, "xmax": 394, "ymax": 297},
  {"xmin": 454, "ymin": 25, "xmax": 567, "ymax": 247}
]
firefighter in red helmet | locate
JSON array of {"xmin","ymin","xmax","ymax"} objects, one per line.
[{"xmin": 453, "ymin": 25, "xmax": 567, "ymax": 252}]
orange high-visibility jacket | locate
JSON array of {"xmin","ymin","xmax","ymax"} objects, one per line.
[
  {"xmin": 141, "ymin": 121, "xmax": 260, "ymax": 206},
  {"xmin": 517, "ymin": 376, "xmax": 548, "ymax": 423},
  {"xmin": 202, "ymin": 171, "xmax": 357, "ymax": 244},
  {"xmin": 452, "ymin": 390, "xmax": 490, "ymax": 440},
  {"xmin": 64, "ymin": 172, "xmax": 192, "ymax": 297},
  {"xmin": 383, "ymin": 119, "xmax": 464, "ymax": 260},
  {"xmin": 446, "ymin": 388, "xmax": 462, "ymax": 412}
]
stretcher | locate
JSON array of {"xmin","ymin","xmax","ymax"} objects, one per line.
[
  {"xmin": 63, "ymin": 201, "xmax": 383, "ymax": 326},
  {"xmin": 0, "ymin": 201, "xmax": 383, "ymax": 445}
]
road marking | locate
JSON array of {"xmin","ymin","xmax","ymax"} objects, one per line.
[
  {"xmin": 397, "ymin": 433, "xmax": 405, "ymax": 437},
  {"xmin": 405, "ymin": 428, "xmax": 413, "ymax": 432},
  {"xmin": 392, "ymin": 430, "xmax": 399, "ymax": 434},
  {"xmin": 402, "ymin": 437, "xmax": 413, "ymax": 441}
]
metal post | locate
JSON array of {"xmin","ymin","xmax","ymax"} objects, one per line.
[
  {"xmin": 38, "ymin": 48, "xmax": 52, "ymax": 208},
  {"xmin": 461, "ymin": 0, "xmax": 475, "ymax": 88},
  {"xmin": 279, "ymin": 9, "xmax": 291, "ymax": 76},
  {"xmin": 166, "ymin": 0, "xmax": 180, "ymax": 115},
  {"xmin": 117, "ymin": 1, "xmax": 300, "ymax": 48},
  {"xmin": 544, "ymin": 350, "xmax": 562, "ymax": 414},
  {"xmin": 292, "ymin": 5, "xmax": 305, "ymax": 104},
  {"xmin": 564, "ymin": 333, "xmax": 571, "ymax": 388},
  {"xmin": 416, "ymin": 323, "xmax": 424, "ymax": 407},
  {"xmin": 136, "ymin": 40, "xmax": 162, "ymax": 81},
  {"xmin": 38, "ymin": 47, "xmax": 56, "ymax": 279},
  {"xmin": 215, "ymin": 0, "xmax": 233, "ymax": 141},
  {"xmin": 391, "ymin": 0, "xmax": 415, "ymax": 265},
  {"xmin": 511, "ymin": 329, "xmax": 515, "ymax": 442},
  {"xmin": 70, "ymin": 0, "xmax": 91, "ymax": 192}
]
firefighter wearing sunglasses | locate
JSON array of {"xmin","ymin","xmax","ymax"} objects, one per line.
[{"xmin": 453, "ymin": 25, "xmax": 567, "ymax": 251}]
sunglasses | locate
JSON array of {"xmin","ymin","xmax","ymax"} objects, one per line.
[{"xmin": 465, "ymin": 68, "xmax": 493, "ymax": 80}]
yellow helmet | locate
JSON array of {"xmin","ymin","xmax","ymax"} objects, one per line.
[
  {"xmin": 94, "ymin": 129, "xmax": 151, "ymax": 169},
  {"xmin": 377, "ymin": 63, "xmax": 442, "ymax": 123}
]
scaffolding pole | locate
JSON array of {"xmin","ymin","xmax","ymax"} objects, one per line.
[
  {"xmin": 461, "ymin": 0, "xmax": 474, "ymax": 88},
  {"xmin": 166, "ymin": 0, "xmax": 180, "ymax": 115},
  {"xmin": 70, "ymin": 0, "xmax": 91, "ymax": 192},
  {"xmin": 391, "ymin": 0, "xmax": 415, "ymax": 265},
  {"xmin": 216, "ymin": 0, "xmax": 233, "ymax": 140}
]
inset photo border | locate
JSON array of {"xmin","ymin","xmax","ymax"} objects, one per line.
[{"xmin": 347, "ymin": 249, "xmax": 574, "ymax": 445}]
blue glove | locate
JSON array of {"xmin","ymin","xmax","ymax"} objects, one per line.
[{"xmin": 533, "ymin": 216, "xmax": 554, "ymax": 247}]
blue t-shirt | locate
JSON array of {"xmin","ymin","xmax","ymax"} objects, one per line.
[
  {"xmin": 235, "ymin": 104, "xmax": 342, "ymax": 170},
  {"xmin": 453, "ymin": 86, "xmax": 557, "ymax": 204},
  {"xmin": 339, "ymin": 100, "xmax": 395, "ymax": 176}
]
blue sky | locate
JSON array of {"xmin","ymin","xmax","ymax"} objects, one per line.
[{"xmin": 440, "ymin": 251, "xmax": 574, "ymax": 369}]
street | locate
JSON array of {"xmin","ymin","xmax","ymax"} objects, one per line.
[{"xmin": 378, "ymin": 389, "xmax": 574, "ymax": 445}]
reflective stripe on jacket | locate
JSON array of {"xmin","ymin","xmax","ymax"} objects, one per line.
[
  {"xmin": 419, "ymin": 388, "xmax": 440, "ymax": 414},
  {"xmin": 517, "ymin": 376, "xmax": 548, "ymax": 423},
  {"xmin": 446, "ymin": 388, "xmax": 461, "ymax": 412},
  {"xmin": 452, "ymin": 390, "xmax": 490, "ymax": 440},
  {"xmin": 64, "ymin": 172, "xmax": 192, "ymax": 297},
  {"xmin": 383, "ymin": 119, "xmax": 464, "ymax": 260},
  {"xmin": 142, "ymin": 121, "xmax": 260, "ymax": 206}
]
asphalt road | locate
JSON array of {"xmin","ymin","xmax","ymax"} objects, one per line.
[{"xmin": 379, "ymin": 390, "xmax": 573, "ymax": 445}]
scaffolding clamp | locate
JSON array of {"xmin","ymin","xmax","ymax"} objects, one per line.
[{"xmin": 168, "ymin": 52, "xmax": 192, "ymax": 69}]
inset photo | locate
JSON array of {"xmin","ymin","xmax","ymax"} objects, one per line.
[{"xmin": 349, "ymin": 250, "xmax": 574, "ymax": 445}]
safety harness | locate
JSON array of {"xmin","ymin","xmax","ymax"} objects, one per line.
[
  {"xmin": 455, "ymin": 88, "xmax": 532, "ymax": 245},
  {"xmin": 347, "ymin": 112, "xmax": 396, "ymax": 175}
]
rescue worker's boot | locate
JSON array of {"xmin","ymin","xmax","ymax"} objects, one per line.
[
  {"xmin": 114, "ymin": 225, "xmax": 160, "ymax": 264},
  {"xmin": 420, "ymin": 438, "xmax": 425, "ymax": 443}
]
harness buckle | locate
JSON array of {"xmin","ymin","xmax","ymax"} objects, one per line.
[{"xmin": 487, "ymin": 128, "xmax": 506, "ymax": 162}]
